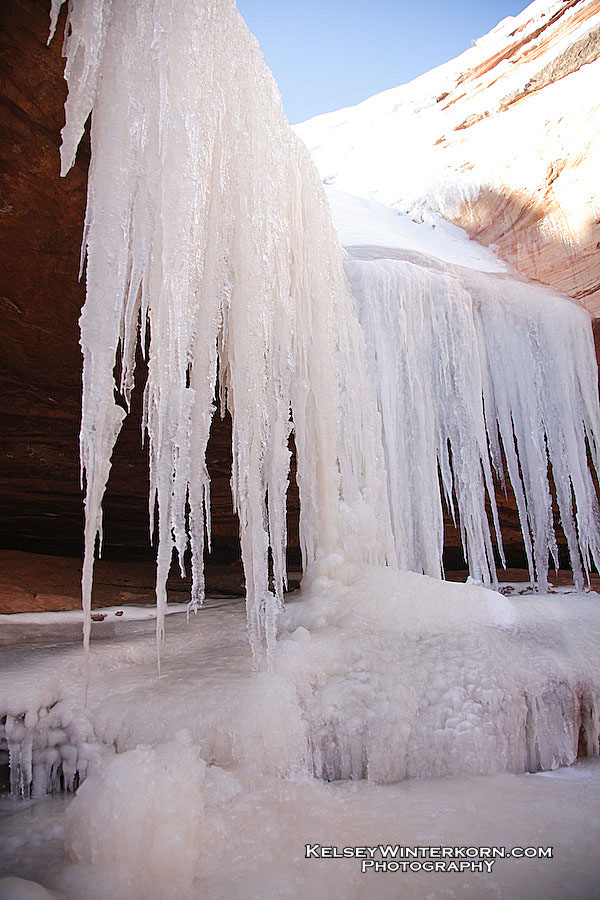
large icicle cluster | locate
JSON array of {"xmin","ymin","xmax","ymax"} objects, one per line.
[
  {"xmin": 51, "ymin": 0, "xmax": 600, "ymax": 675},
  {"xmin": 348, "ymin": 247, "xmax": 600, "ymax": 587},
  {"xmin": 50, "ymin": 0, "xmax": 392, "ymax": 666}
]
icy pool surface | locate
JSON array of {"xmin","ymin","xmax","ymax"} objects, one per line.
[
  {"xmin": 1, "ymin": 758, "xmax": 599, "ymax": 899},
  {"xmin": 1, "ymin": 573, "xmax": 600, "ymax": 898}
]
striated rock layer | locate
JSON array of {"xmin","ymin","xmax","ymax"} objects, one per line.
[{"xmin": 446, "ymin": 2, "xmax": 600, "ymax": 313}]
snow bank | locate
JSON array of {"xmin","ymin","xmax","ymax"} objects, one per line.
[{"xmin": 327, "ymin": 188, "xmax": 507, "ymax": 272}]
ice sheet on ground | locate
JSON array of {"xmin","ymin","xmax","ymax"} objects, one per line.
[
  {"xmin": 2, "ymin": 569, "xmax": 600, "ymax": 797},
  {"xmin": 2, "ymin": 755, "xmax": 600, "ymax": 900}
]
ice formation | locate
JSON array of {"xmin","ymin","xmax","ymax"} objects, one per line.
[
  {"xmin": 348, "ymin": 246, "xmax": 600, "ymax": 587},
  {"xmin": 280, "ymin": 563, "xmax": 600, "ymax": 782},
  {"xmin": 4, "ymin": 747, "xmax": 600, "ymax": 900},
  {"xmin": 49, "ymin": 0, "xmax": 392, "ymax": 668},
  {"xmin": 2, "ymin": 578, "xmax": 600, "ymax": 799},
  {"xmin": 0, "ymin": 698, "xmax": 104, "ymax": 800},
  {"xmin": 4, "ymin": 1, "xmax": 598, "ymax": 893},
  {"xmin": 50, "ymin": 0, "xmax": 600, "ymax": 673}
]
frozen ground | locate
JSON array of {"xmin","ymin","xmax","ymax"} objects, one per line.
[
  {"xmin": 1, "ymin": 571, "xmax": 600, "ymax": 898},
  {"xmin": 1, "ymin": 759, "xmax": 600, "ymax": 900}
]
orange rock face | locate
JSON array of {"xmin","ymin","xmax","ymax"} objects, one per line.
[{"xmin": 453, "ymin": 181, "xmax": 600, "ymax": 315}]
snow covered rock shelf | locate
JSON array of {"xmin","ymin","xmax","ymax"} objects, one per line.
[{"xmin": 1, "ymin": 574, "xmax": 599, "ymax": 797}]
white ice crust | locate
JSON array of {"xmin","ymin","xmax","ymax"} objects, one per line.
[{"xmin": 2, "ymin": 571, "xmax": 600, "ymax": 797}]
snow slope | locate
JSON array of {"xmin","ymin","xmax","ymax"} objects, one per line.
[{"xmin": 296, "ymin": 0, "xmax": 600, "ymax": 311}]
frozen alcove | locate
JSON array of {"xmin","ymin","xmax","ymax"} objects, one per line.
[
  {"xmin": 2, "ymin": 0, "xmax": 596, "ymax": 805},
  {"xmin": 3, "ymin": 6, "xmax": 600, "ymax": 899}
]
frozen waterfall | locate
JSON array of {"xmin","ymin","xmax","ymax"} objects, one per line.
[
  {"xmin": 49, "ymin": 0, "xmax": 600, "ymax": 672},
  {"xmin": 49, "ymin": 0, "xmax": 393, "ymax": 668},
  {"xmin": 348, "ymin": 246, "xmax": 600, "ymax": 589}
]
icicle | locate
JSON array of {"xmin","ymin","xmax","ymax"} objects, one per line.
[
  {"xmin": 470, "ymin": 268, "xmax": 600, "ymax": 589},
  {"xmin": 346, "ymin": 247, "xmax": 600, "ymax": 588},
  {"xmin": 52, "ymin": 0, "xmax": 394, "ymax": 671},
  {"xmin": 348, "ymin": 254, "xmax": 503, "ymax": 582}
]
